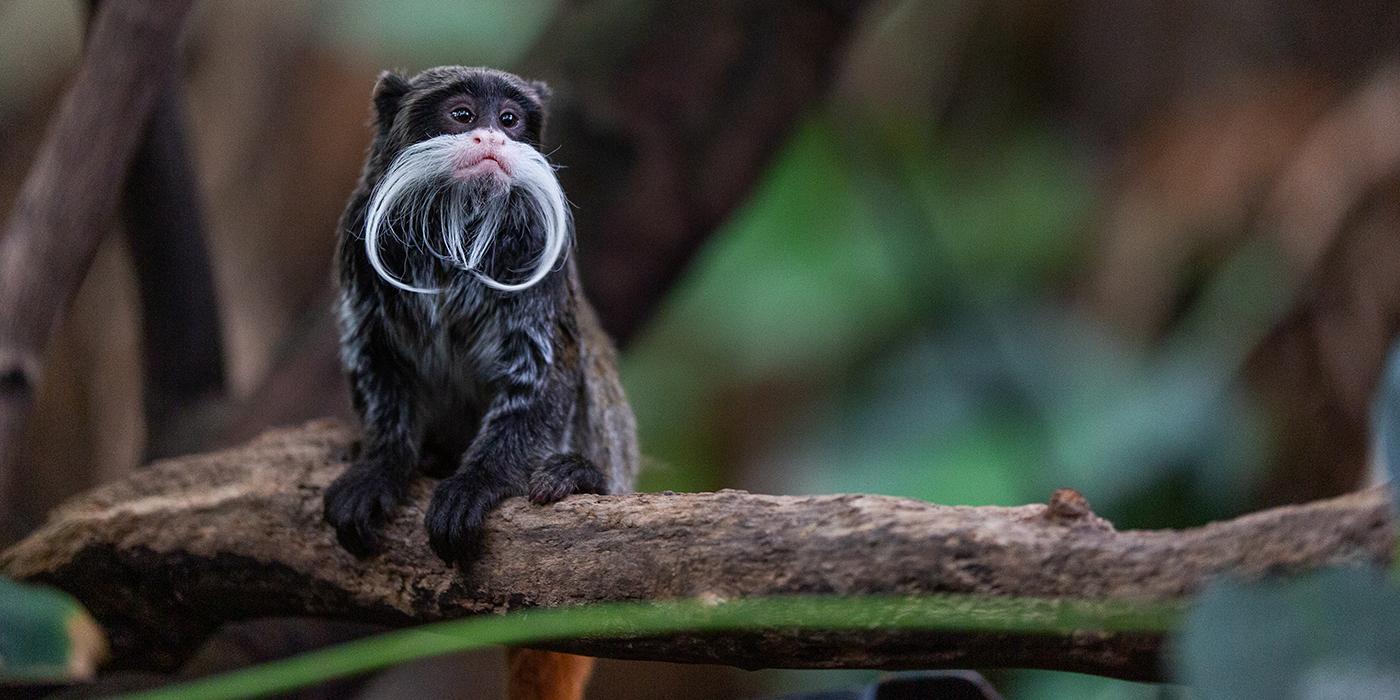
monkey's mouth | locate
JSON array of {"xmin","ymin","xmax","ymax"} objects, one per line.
[{"xmin": 454, "ymin": 154, "xmax": 511, "ymax": 180}]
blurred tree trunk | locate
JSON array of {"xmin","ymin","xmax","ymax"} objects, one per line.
[
  {"xmin": 1059, "ymin": 0, "xmax": 1400, "ymax": 505},
  {"xmin": 1080, "ymin": 61, "xmax": 1400, "ymax": 505},
  {"xmin": 0, "ymin": 0, "xmax": 195, "ymax": 541},
  {"xmin": 83, "ymin": 0, "xmax": 227, "ymax": 435},
  {"xmin": 121, "ymin": 67, "xmax": 226, "ymax": 462}
]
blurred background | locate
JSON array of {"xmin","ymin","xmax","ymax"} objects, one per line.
[{"xmin": 2, "ymin": 0, "xmax": 1399, "ymax": 698}]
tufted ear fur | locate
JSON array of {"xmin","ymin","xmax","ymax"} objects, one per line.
[{"xmin": 372, "ymin": 70, "xmax": 413, "ymax": 131}]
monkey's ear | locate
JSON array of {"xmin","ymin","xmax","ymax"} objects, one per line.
[
  {"xmin": 372, "ymin": 70, "xmax": 412, "ymax": 126},
  {"xmin": 528, "ymin": 80, "xmax": 552, "ymax": 109}
]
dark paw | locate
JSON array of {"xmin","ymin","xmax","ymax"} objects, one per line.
[
  {"xmin": 528, "ymin": 453, "xmax": 608, "ymax": 505},
  {"xmin": 424, "ymin": 472, "xmax": 509, "ymax": 566},
  {"xmin": 323, "ymin": 465, "xmax": 407, "ymax": 557}
]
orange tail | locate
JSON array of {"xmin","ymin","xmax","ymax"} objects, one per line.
[{"xmin": 506, "ymin": 649, "xmax": 596, "ymax": 700}]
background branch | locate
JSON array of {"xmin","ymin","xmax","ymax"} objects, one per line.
[
  {"xmin": 3, "ymin": 422, "xmax": 1391, "ymax": 682},
  {"xmin": 1245, "ymin": 64, "xmax": 1400, "ymax": 502},
  {"xmin": 121, "ymin": 85, "xmax": 226, "ymax": 461},
  {"xmin": 0, "ymin": 0, "xmax": 195, "ymax": 540}
]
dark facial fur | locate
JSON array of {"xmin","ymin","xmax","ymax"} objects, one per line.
[{"xmin": 323, "ymin": 66, "xmax": 639, "ymax": 565}]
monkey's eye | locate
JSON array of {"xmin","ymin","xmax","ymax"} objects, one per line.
[
  {"xmin": 449, "ymin": 107, "xmax": 474, "ymax": 124},
  {"xmin": 499, "ymin": 110, "xmax": 519, "ymax": 128}
]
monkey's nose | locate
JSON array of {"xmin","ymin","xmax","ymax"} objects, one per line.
[{"xmin": 470, "ymin": 130, "xmax": 506, "ymax": 146}]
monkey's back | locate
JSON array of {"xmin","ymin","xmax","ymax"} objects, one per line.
[{"xmin": 572, "ymin": 288, "xmax": 640, "ymax": 493}]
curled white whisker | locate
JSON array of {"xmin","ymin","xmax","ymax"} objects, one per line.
[{"xmin": 362, "ymin": 133, "xmax": 571, "ymax": 295}]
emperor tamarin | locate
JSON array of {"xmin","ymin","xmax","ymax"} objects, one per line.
[{"xmin": 323, "ymin": 66, "xmax": 639, "ymax": 566}]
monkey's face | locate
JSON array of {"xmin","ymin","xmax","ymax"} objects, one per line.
[
  {"xmin": 361, "ymin": 67, "xmax": 568, "ymax": 294},
  {"xmin": 378, "ymin": 67, "xmax": 550, "ymax": 182}
]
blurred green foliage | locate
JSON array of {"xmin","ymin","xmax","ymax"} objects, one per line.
[
  {"xmin": 622, "ymin": 104, "xmax": 1293, "ymax": 699},
  {"xmin": 625, "ymin": 112, "xmax": 1277, "ymax": 532},
  {"xmin": 1177, "ymin": 569, "xmax": 1400, "ymax": 699},
  {"xmin": 0, "ymin": 0, "xmax": 82, "ymax": 115}
]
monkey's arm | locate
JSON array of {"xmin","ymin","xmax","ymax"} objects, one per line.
[
  {"xmin": 425, "ymin": 306, "xmax": 605, "ymax": 565},
  {"xmin": 322, "ymin": 291, "xmax": 422, "ymax": 556}
]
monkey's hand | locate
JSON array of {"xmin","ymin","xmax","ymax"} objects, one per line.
[
  {"xmin": 424, "ymin": 453, "xmax": 608, "ymax": 565},
  {"xmin": 323, "ymin": 460, "xmax": 409, "ymax": 557},
  {"xmin": 528, "ymin": 453, "xmax": 608, "ymax": 505},
  {"xmin": 424, "ymin": 464, "xmax": 518, "ymax": 566}
]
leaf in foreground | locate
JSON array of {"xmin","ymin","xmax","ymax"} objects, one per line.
[
  {"xmin": 113, "ymin": 594, "xmax": 1182, "ymax": 700},
  {"xmin": 0, "ymin": 577, "xmax": 108, "ymax": 682}
]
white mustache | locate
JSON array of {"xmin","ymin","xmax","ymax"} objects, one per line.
[{"xmin": 362, "ymin": 133, "xmax": 571, "ymax": 294}]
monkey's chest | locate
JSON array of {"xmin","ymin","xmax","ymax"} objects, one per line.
[{"xmin": 391, "ymin": 293, "xmax": 504, "ymax": 411}]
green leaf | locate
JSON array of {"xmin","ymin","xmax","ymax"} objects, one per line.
[
  {"xmin": 112, "ymin": 594, "xmax": 1182, "ymax": 700},
  {"xmin": 1175, "ymin": 568, "xmax": 1400, "ymax": 699},
  {"xmin": 0, "ymin": 577, "xmax": 108, "ymax": 682}
]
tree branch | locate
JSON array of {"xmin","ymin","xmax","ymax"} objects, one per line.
[{"xmin": 2, "ymin": 422, "xmax": 1391, "ymax": 681}]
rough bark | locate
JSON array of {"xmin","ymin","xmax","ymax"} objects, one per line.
[
  {"xmin": 2, "ymin": 422, "xmax": 1392, "ymax": 681},
  {"xmin": 0, "ymin": 0, "xmax": 195, "ymax": 539}
]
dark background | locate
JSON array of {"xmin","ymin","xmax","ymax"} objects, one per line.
[{"xmin": 3, "ymin": 0, "xmax": 1399, "ymax": 697}]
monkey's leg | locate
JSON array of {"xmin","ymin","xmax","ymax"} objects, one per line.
[
  {"xmin": 323, "ymin": 322, "xmax": 421, "ymax": 556},
  {"xmin": 506, "ymin": 649, "xmax": 595, "ymax": 700}
]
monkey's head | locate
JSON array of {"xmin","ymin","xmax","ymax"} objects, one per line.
[{"xmin": 360, "ymin": 66, "xmax": 566, "ymax": 294}]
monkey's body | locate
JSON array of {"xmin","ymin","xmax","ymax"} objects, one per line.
[
  {"xmin": 324, "ymin": 66, "xmax": 636, "ymax": 700},
  {"xmin": 335, "ymin": 244, "xmax": 635, "ymax": 489},
  {"xmin": 323, "ymin": 65, "xmax": 638, "ymax": 566}
]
